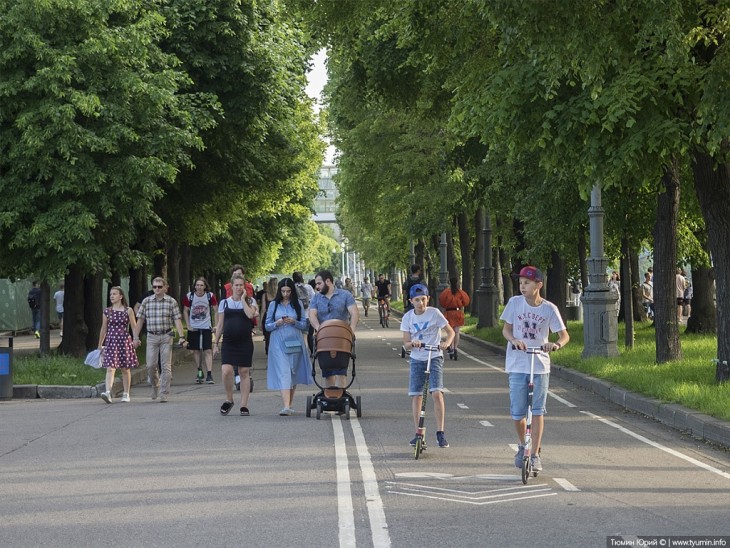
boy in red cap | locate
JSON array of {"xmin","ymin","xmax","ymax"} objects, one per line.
[{"xmin": 500, "ymin": 266, "xmax": 570, "ymax": 472}]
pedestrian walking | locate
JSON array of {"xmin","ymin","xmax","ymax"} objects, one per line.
[
  {"xmin": 98, "ymin": 287, "xmax": 139, "ymax": 403},
  {"xmin": 265, "ymin": 278, "xmax": 313, "ymax": 415},
  {"xmin": 183, "ymin": 277, "xmax": 218, "ymax": 385},
  {"xmin": 132, "ymin": 277, "xmax": 187, "ymax": 403},
  {"xmin": 214, "ymin": 274, "xmax": 258, "ymax": 416},
  {"xmin": 438, "ymin": 277, "xmax": 470, "ymax": 360},
  {"xmin": 53, "ymin": 281, "xmax": 64, "ymax": 336}
]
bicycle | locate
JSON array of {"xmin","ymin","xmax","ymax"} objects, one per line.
[
  {"xmin": 413, "ymin": 344, "xmax": 440, "ymax": 459},
  {"xmin": 514, "ymin": 345, "xmax": 543, "ymax": 484},
  {"xmin": 378, "ymin": 296, "xmax": 390, "ymax": 328}
]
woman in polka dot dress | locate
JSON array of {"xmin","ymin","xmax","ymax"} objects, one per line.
[{"xmin": 98, "ymin": 286, "xmax": 139, "ymax": 403}]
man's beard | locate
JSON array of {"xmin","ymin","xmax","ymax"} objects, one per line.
[{"xmin": 319, "ymin": 284, "xmax": 330, "ymax": 295}]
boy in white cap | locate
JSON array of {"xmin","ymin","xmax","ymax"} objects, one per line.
[
  {"xmin": 501, "ymin": 266, "xmax": 569, "ymax": 472},
  {"xmin": 401, "ymin": 284, "xmax": 455, "ymax": 448}
]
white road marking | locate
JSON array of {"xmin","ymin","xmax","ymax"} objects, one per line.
[
  {"xmin": 457, "ymin": 403, "xmax": 469, "ymax": 409},
  {"xmin": 553, "ymin": 478, "xmax": 580, "ymax": 491},
  {"xmin": 332, "ymin": 419, "xmax": 356, "ymax": 547},
  {"xmin": 580, "ymin": 411, "xmax": 730, "ymax": 480},
  {"xmin": 548, "ymin": 391, "xmax": 577, "ymax": 407},
  {"xmin": 479, "ymin": 420, "xmax": 494, "ymax": 427},
  {"xmin": 458, "ymin": 349, "xmax": 502, "ymax": 371},
  {"xmin": 351, "ymin": 418, "xmax": 391, "ymax": 547}
]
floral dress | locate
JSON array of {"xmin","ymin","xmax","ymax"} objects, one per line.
[{"xmin": 102, "ymin": 307, "xmax": 139, "ymax": 369}]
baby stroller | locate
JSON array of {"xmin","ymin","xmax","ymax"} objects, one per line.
[{"xmin": 306, "ymin": 319, "xmax": 362, "ymax": 419}]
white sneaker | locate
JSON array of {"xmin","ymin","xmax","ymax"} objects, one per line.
[
  {"xmin": 121, "ymin": 392, "xmax": 130, "ymax": 403},
  {"xmin": 100, "ymin": 391, "xmax": 112, "ymax": 404},
  {"xmin": 151, "ymin": 386, "xmax": 159, "ymax": 400}
]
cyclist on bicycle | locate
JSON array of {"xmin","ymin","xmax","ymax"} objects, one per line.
[{"xmin": 375, "ymin": 274, "xmax": 392, "ymax": 319}]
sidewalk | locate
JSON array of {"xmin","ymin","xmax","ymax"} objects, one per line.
[{"xmin": 461, "ymin": 333, "xmax": 730, "ymax": 450}]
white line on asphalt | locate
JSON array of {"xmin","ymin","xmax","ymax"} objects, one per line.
[
  {"xmin": 457, "ymin": 403, "xmax": 469, "ymax": 409},
  {"xmin": 332, "ymin": 418, "xmax": 356, "ymax": 547},
  {"xmin": 388, "ymin": 490, "xmax": 557, "ymax": 505},
  {"xmin": 479, "ymin": 420, "xmax": 494, "ymax": 427},
  {"xmin": 580, "ymin": 411, "xmax": 730, "ymax": 480},
  {"xmin": 351, "ymin": 418, "xmax": 391, "ymax": 548},
  {"xmin": 548, "ymin": 391, "xmax": 577, "ymax": 407},
  {"xmin": 458, "ymin": 349, "xmax": 503, "ymax": 371},
  {"xmin": 553, "ymin": 478, "xmax": 580, "ymax": 491}
]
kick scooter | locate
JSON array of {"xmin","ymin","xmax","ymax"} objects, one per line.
[
  {"xmin": 515, "ymin": 345, "xmax": 544, "ymax": 484},
  {"xmin": 413, "ymin": 344, "xmax": 441, "ymax": 460}
]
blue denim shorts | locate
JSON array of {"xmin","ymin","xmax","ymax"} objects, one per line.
[
  {"xmin": 508, "ymin": 372, "xmax": 550, "ymax": 420},
  {"xmin": 408, "ymin": 356, "xmax": 444, "ymax": 396}
]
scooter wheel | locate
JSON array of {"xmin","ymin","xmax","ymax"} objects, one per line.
[
  {"xmin": 414, "ymin": 438, "xmax": 423, "ymax": 460},
  {"xmin": 521, "ymin": 458, "xmax": 530, "ymax": 484}
]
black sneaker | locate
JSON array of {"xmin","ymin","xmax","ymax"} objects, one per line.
[{"xmin": 206, "ymin": 373, "xmax": 214, "ymax": 384}]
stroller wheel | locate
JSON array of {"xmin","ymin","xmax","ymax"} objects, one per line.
[
  {"xmin": 356, "ymin": 395, "xmax": 362, "ymax": 418},
  {"xmin": 343, "ymin": 401, "xmax": 350, "ymax": 420},
  {"xmin": 306, "ymin": 396, "xmax": 312, "ymax": 418},
  {"xmin": 316, "ymin": 401, "xmax": 322, "ymax": 420}
]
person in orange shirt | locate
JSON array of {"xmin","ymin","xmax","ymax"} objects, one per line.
[{"xmin": 438, "ymin": 277, "xmax": 471, "ymax": 360}]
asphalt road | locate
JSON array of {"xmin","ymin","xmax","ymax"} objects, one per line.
[{"xmin": 2, "ymin": 309, "xmax": 729, "ymax": 548}]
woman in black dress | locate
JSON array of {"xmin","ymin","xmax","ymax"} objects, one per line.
[{"xmin": 214, "ymin": 274, "xmax": 258, "ymax": 415}]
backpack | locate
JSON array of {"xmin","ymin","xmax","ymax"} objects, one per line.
[
  {"xmin": 28, "ymin": 294, "xmax": 38, "ymax": 309},
  {"xmin": 188, "ymin": 291, "xmax": 213, "ymax": 307},
  {"xmin": 295, "ymin": 283, "xmax": 310, "ymax": 309}
]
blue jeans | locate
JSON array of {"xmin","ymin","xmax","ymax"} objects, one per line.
[{"xmin": 31, "ymin": 309, "xmax": 40, "ymax": 332}]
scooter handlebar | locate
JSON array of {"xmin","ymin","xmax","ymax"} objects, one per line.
[
  {"xmin": 416, "ymin": 344, "xmax": 442, "ymax": 352},
  {"xmin": 511, "ymin": 344, "xmax": 545, "ymax": 354}
]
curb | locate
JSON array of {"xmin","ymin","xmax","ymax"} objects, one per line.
[
  {"xmin": 11, "ymin": 347, "xmax": 186, "ymax": 400},
  {"xmin": 460, "ymin": 333, "xmax": 730, "ymax": 450}
]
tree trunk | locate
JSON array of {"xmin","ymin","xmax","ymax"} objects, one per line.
[
  {"xmin": 546, "ymin": 251, "xmax": 567, "ymax": 321},
  {"xmin": 691, "ymin": 150, "xmax": 730, "ymax": 381},
  {"xmin": 621, "ymin": 237, "xmax": 634, "ymax": 349},
  {"xmin": 457, "ymin": 211, "xmax": 472, "ymax": 300},
  {"xmin": 654, "ymin": 161, "xmax": 682, "ymax": 363},
  {"xmin": 685, "ymin": 264, "xmax": 716, "ymax": 334},
  {"xmin": 128, "ymin": 267, "xmax": 146, "ymax": 309},
  {"xmin": 84, "ymin": 272, "xmax": 104, "ymax": 353},
  {"xmin": 58, "ymin": 265, "xmax": 87, "ymax": 358},
  {"xmin": 180, "ymin": 243, "xmax": 192, "ymax": 296},
  {"xmin": 578, "ymin": 230, "xmax": 588, "ymax": 292},
  {"xmin": 472, "ymin": 208, "xmax": 484, "ymax": 315},
  {"xmin": 630, "ymin": 246, "xmax": 647, "ymax": 322},
  {"xmin": 39, "ymin": 281, "xmax": 51, "ymax": 355},
  {"xmin": 493, "ymin": 246, "xmax": 504, "ymax": 307},
  {"xmin": 167, "ymin": 240, "xmax": 180, "ymax": 306},
  {"xmin": 446, "ymin": 230, "xmax": 458, "ymax": 281}
]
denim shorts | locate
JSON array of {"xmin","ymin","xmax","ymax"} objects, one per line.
[
  {"xmin": 408, "ymin": 356, "xmax": 444, "ymax": 396},
  {"xmin": 508, "ymin": 372, "xmax": 549, "ymax": 420}
]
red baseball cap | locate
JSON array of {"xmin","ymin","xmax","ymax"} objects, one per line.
[{"xmin": 519, "ymin": 266, "xmax": 544, "ymax": 282}]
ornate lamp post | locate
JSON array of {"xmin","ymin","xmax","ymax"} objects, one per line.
[
  {"xmin": 476, "ymin": 207, "xmax": 498, "ymax": 328},
  {"xmin": 582, "ymin": 185, "xmax": 619, "ymax": 357}
]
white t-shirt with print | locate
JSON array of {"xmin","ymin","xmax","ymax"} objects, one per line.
[
  {"xmin": 400, "ymin": 306, "xmax": 448, "ymax": 360},
  {"xmin": 500, "ymin": 295, "xmax": 566, "ymax": 375}
]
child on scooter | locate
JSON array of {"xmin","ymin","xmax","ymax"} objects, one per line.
[
  {"xmin": 501, "ymin": 266, "xmax": 569, "ymax": 472},
  {"xmin": 401, "ymin": 284, "xmax": 455, "ymax": 449}
]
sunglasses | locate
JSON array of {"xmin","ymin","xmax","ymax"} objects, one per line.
[{"xmin": 152, "ymin": 285, "xmax": 164, "ymax": 289}]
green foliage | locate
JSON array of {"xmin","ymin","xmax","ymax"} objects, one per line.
[{"xmin": 14, "ymin": 353, "xmax": 105, "ymax": 386}]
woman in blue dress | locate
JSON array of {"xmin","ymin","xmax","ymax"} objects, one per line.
[{"xmin": 265, "ymin": 278, "xmax": 313, "ymax": 415}]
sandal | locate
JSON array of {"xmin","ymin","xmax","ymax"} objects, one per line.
[
  {"xmin": 220, "ymin": 401, "xmax": 234, "ymax": 415},
  {"xmin": 240, "ymin": 406, "xmax": 250, "ymax": 416}
]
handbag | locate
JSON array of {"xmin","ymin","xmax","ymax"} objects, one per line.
[{"xmin": 284, "ymin": 340, "xmax": 303, "ymax": 354}]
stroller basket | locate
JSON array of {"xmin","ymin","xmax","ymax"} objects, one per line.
[{"xmin": 316, "ymin": 320, "xmax": 353, "ymax": 371}]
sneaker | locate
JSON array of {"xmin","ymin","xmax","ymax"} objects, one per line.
[
  {"xmin": 100, "ymin": 391, "xmax": 112, "ymax": 404},
  {"xmin": 121, "ymin": 392, "xmax": 130, "ymax": 403},
  {"xmin": 159, "ymin": 395, "xmax": 168, "ymax": 403},
  {"xmin": 206, "ymin": 373, "xmax": 214, "ymax": 384},
  {"xmin": 279, "ymin": 407, "xmax": 292, "ymax": 416},
  {"xmin": 530, "ymin": 455, "xmax": 543, "ymax": 471},
  {"xmin": 34, "ymin": 331, "xmax": 40, "ymax": 339},
  {"xmin": 436, "ymin": 431, "xmax": 449, "ymax": 448},
  {"xmin": 409, "ymin": 436, "xmax": 426, "ymax": 448},
  {"xmin": 235, "ymin": 375, "xmax": 241, "ymax": 391},
  {"xmin": 151, "ymin": 386, "xmax": 159, "ymax": 400},
  {"xmin": 514, "ymin": 444, "xmax": 525, "ymax": 468}
]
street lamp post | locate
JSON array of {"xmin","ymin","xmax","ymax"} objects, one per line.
[
  {"xmin": 582, "ymin": 185, "xmax": 619, "ymax": 357},
  {"xmin": 476, "ymin": 207, "xmax": 498, "ymax": 328}
]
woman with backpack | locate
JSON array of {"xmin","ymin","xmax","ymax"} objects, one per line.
[{"xmin": 183, "ymin": 277, "xmax": 218, "ymax": 384}]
